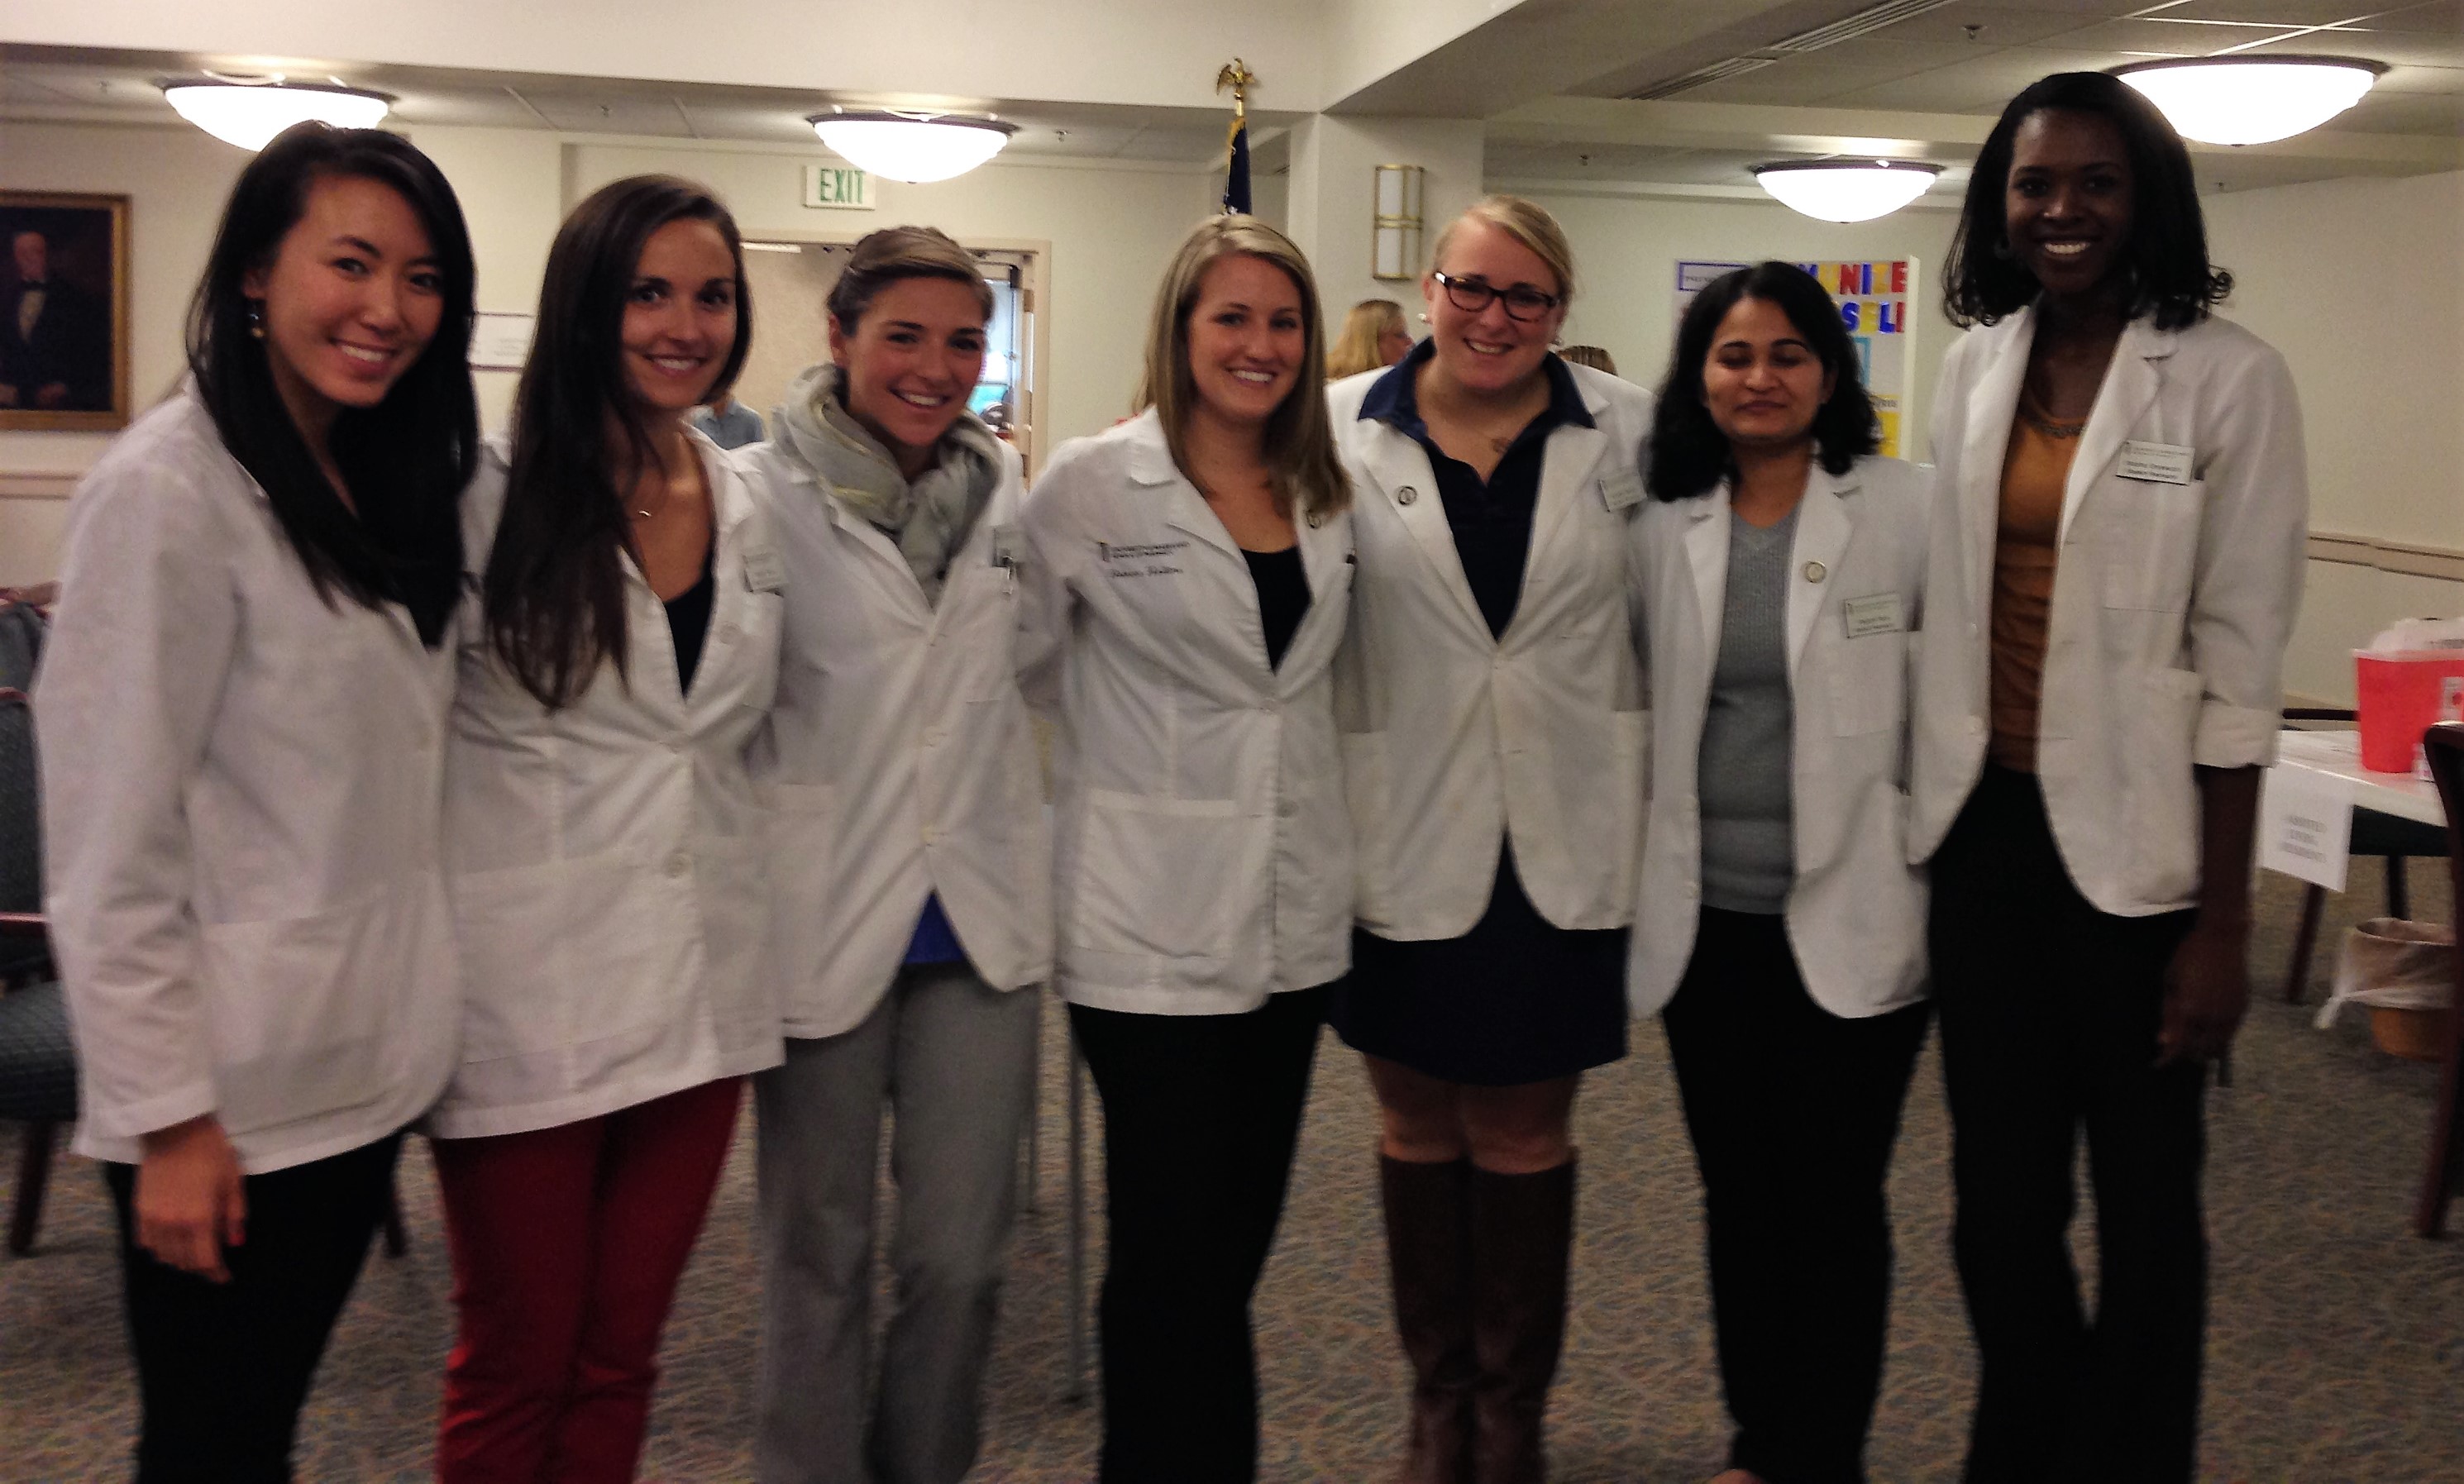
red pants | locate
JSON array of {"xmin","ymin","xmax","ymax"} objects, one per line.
[{"xmin": 432, "ymin": 1078, "xmax": 743, "ymax": 1483}]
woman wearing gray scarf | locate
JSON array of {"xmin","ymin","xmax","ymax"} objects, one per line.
[{"xmin": 738, "ymin": 226, "xmax": 1051, "ymax": 1484}]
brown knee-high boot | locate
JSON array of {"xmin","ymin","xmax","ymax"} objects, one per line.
[
  {"xmin": 1380, "ymin": 1156, "xmax": 1476, "ymax": 1484},
  {"xmin": 1468, "ymin": 1160, "xmax": 1576, "ymax": 1484}
]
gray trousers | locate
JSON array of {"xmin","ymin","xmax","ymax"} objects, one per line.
[{"xmin": 754, "ymin": 961, "xmax": 1039, "ymax": 1484}]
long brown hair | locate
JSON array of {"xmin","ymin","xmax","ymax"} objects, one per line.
[
  {"xmin": 483, "ymin": 175, "xmax": 751, "ymax": 709},
  {"xmin": 1132, "ymin": 215, "xmax": 1349, "ymax": 518}
]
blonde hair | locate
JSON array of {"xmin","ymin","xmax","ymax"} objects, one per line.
[
  {"xmin": 1559, "ymin": 344, "xmax": 1616, "ymax": 375},
  {"xmin": 1134, "ymin": 216, "xmax": 1350, "ymax": 518},
  {"xmin": 1327, "ymin": 298, "xmax": 1407, "ymax": 380},
  {"xmin": 1430, "ymin": 194, "xmax": 1577, "ymax": 309},
  {"xmin": 827, "ymin": 224, "xmax": 994, "ymax": 331}
]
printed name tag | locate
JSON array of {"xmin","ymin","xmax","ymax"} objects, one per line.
[
  {"xmin": 1598, "ymin": 471, "xmax": 1644, "ymax": 513},
  {"xmin": 743, "ymin": 544, "xmax": 786, "ymax": 594},
  {"xmin": 1842, "ymin": 593, "xmax": 1903, "ymax": 638},
  {"xmin": 2118, "ymin": 440, "xmax": 2195, "ymax": 485}
]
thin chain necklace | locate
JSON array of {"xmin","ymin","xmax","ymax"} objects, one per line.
[{"xmin": 2018, "ymin": 384, "xmax": 2087, "ymax": 441}]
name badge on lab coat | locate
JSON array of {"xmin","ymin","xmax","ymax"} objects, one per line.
[
  {"xmin": 1842, "ymin": 593, "xmax": 1903, "ymax": 639},
  {"xmin": 743, "ymin": 543, "xmax": 787, "ymax": 593},
  {"xmin": 2118, "ymin": 440, "xmax": 2195, "ymax": 485},
  {"xmin": 987, "ymin": 523, "xmax": 1023, "ymax": 570},
  {"xmin": 1598, "ymin": 471, "xmax": 1644, "ymax": 513}
]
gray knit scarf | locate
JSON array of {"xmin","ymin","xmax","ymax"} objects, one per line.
[{"xmin": 771, "ymin": 361, "xmax": 1002, "ymax": 604}]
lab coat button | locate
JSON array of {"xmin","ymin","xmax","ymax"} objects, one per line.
[
  {"xmin": 719, "ymin": 623, "xmax": 741, "ymax": 644},
  {"xmin": 1306, "ymin": 511, "xmax": 1325, "ymax": 528},
  {"xmin": 1803, "ymin": 561, "xmax": 1827, "ymax": 584},
  {"xmin": 666, "ymin": 852, "xmax": 691, "ymax": 878},
  {"xmin": 923, "ymin": 826, "xmax": 942, "ymax": 845},
  {"xmin": 1964, "ymin": 715, "xmax": 1984, "ymax": 738},
  {"xmin": 1398, "ymin": 485, "xmax": 1418, "ymax": 506}
]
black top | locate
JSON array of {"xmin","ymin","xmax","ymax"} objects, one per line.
[
  {"xmin": 1358, "ymin": 340, "xmax": 1594, "ymax": 639},
  {"xmin": 1242, "ymin": 544, "xmax": 1311, "ymax": 671},
  {"xmin": 663, "ymin": 545, "xmax": 717, "ymax": 694}
]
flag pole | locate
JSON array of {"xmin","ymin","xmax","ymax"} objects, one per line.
[{"xmin": 1216, "ymin": 60, "xmax": 1257, "ymax": 215}]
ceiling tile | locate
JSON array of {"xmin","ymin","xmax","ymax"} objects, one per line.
[
  {"xmin": 2309, "ymin": 28, "xmax": 2464, "ymax": 68},
  {"xmin": 2039, "ymin": 17, "xmax": 2307, "ymax": 53},
  {"xmin": 1678, "ymin": 58, "xmax": 1955, "ymax": 105},
  {"xmin": 1857, "ymin": 5, "xmax": 2119, "ymax": 47},
  {"xmin": 2364, "ymin": 0, "xmax": 2464, "ymax": 33},
  {"xmin": 513, "ymin": 90, "xmax": 699, "ymax": 138},
  {"xmin": 1784, "ymin": 36, "xmax": 2017, "ymax": 71},
  {"xmin": 2366, "ymin": 60, "xmax": 2464, "ymax": 93},
  {"xmin": 2159, "ymin": 0, "xmax": 2419, "ymax": 23}
]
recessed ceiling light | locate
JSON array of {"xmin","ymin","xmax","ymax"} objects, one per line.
[
  {"xmin": 805, "ymin": 110, "xmax": 1018, "ymax": 184},
  {"xmin": 1751, "ymin": 159, "xmax": 1943, "ymax": 222},
  {"xmin": 2112, "ymin": 55, "xmax": 2385, "ymax": 146},
  {"xmin": 158, "ymin": 77, "xmax": 394, "ymax": 150}
]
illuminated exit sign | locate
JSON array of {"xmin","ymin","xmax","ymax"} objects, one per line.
[{"xmin": 803, "ymin": 165, "xmax": 875, "ymax": 210}]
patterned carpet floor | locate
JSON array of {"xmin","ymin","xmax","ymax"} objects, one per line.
[{"xmin": 2, "ymin": 864, "xmax": 2459, "ymax": 1482}]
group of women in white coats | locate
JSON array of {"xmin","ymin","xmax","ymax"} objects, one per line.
[{"xmin": 33, "ymin": 62, "xmax": 2306, "ymax": 1484}]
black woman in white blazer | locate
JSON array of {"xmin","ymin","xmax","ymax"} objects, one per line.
[
  {"xmin": 1628, "ymin": 263, "xmax": 1932, "ymax": 1484},
  {"xmin": 736, "ymin": 227, "xmax": 1052, "ymax": 1484},
  {"xmin": 1325, "ymin": 196, "xmax": 1648, "ymax": 1484},
  {"xmin": 1019, "ymin": 215, "xmax": 1354, "ymax": 1483},
  {"xmin": 428, "ymin": 177, "xmax": 783, "ymax": 1482},
  {"xmin": 1908, "ymin": 74, "xmax": 2308, "ymax": 1484},
  {"xmin": 37, "ymin": 124, "xmax": 478, "ymax": 1478}
]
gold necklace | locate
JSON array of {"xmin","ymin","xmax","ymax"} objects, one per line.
[{"xmin": 2018, "ymin": 386, "xmax": 2086, "ymax": 441}]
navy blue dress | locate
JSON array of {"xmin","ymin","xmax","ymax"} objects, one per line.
[{"xmin": 1327, "ymin": 346, "xmax": 1630, "ymax": 1087}]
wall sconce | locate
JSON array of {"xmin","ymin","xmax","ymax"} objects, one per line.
[{"xmin": 1373, "ymin": 165, "xmax": 1424, "ymax": 281}]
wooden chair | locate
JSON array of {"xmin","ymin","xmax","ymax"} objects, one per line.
[{"xmin": 2414, "ymin": 723, "xmax": 2464, "ymax": 1238}]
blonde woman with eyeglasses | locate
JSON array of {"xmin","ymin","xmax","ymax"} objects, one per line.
[{"xmin": 1326, "ymin": 194, "xmax": 1653, "ymax": 1484}]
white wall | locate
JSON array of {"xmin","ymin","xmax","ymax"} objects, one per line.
[
  {"xmin": 1287, "ymin": 116, "xmax": 1486, "ymax": 331},
  {"xmin": 1509, "ymin": 188, "xmax": 1960, "ymax": 446},
  {"xmin": 564, "ymin": 143, "xmax": 1215, "ymax": 456},
  {"xmin": 2204, "ymin": 171, "xmax": 2464, "ymax": 704}
]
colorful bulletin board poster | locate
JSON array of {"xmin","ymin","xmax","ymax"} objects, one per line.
[{"xmin": 1674, "ymin": 259, "xmax": 1920, "ymax": 459}]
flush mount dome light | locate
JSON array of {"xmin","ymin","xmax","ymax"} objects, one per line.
[
  {"xmin": 805, "ymin": 110, "xmax": 1018, "ymax": 184},
  {"xmin": 160, "ymin": 78, "xmax": 394, "ymax": 150},
  {"xmin": 2112, "ymin": 55, "xmax": 2385, "ymax": 146},
  {"xmin": 1751, "ymin": 159, "xmax": 1943, "ymax": 222}
]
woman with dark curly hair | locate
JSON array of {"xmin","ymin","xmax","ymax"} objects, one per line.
[
  {"xmin": 1629, "ymin": 261, "xmax": 1932, "ymax": 1484},
  {"xmin": 1910, "ymin": 72, "xmax": 2309, "ymax": 1483}
]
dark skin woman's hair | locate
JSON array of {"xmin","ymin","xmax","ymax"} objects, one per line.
[
  {"xmin": 1944, "ymin": 70, "xmax": 2232, "ymax": 332},
  {"xmin": 484, "ymin": 175, "xmax": 751, "ymax": 710},
  {"xmin": 187, "ymin": 121, "xmax": 477, "ymax": 647},
  {"xmin": 1647, "ymin": 261, "xmax": 1879, "ymax": 501}
]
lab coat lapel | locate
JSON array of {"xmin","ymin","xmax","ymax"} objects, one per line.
[
  {"xmin": 2056, "ymin": 317, "xmax": 2171, "ymax": 547},
  {"xmin": 1959, "ymin": 313, "xmax": 2032, "ymax": 619},
  {"xmin": 1511, "ymin": 416, "xmax": 1608, "ymax": 640},
  {"xmin": 1362, "ymin": 425, "xmax": 1488, "ymax": 639},
  {"xmin": 1683, "ymin": 483, "xmax": 1731, "ymax": 677},
  {"xmin": 813, "ymin": 479, "xmax": 934, "ymax": 632},
  {"xmin": 1278, "ymin": 508, "xmax": 1352, "ymax": 697},
  {"xmin": 1787, "ymin": 465, "xmax": 1855, "ymax": 678}
]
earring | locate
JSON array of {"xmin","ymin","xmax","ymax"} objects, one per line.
[
  {"xmin": 1416, "ymin": 311, "xmax": 1430, "ymax": 324},
  {"xmin": 246, "ymin": 299, "xmax": 266, "ymax": 339}
]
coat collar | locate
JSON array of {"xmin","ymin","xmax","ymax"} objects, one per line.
[{"xmin": 1681, "ymin": 460, "xmax": 1862, "ymax": 681}]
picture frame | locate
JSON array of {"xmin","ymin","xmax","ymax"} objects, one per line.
[{"xmin": 0, "ymin": 190, "xmax": 131, "ymax": 432}]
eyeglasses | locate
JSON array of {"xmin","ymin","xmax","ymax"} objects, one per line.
[{"xmin": 1431, "ymin": 270, "xmax": 1562, "ymax": 322}]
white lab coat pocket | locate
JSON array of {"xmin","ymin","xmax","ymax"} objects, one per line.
[
  {"xmin": 1827, "ymin": 630, "xmax": 1908, "ymax": 737},
  {"xmin": 762, "ymin": 782, "xmax": 839, "ymax": 994},
  {"xmin": 2101, "ymin": 480, "xmax": 2204, "ymax": 614},
  {"xmin": 1070, "ymin": 787, "xmax": 1244, "ymax": 966},
  {"xmin": 2127, "ymin": 666, "xmax": 2205, "ymax": 902},
  {"xmin": 200, "ymin": 898, "xmax": 398, "ymax": 1136}
]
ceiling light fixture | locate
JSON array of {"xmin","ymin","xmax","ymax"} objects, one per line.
[
  {"xmin": 2111, "ymin": 56, "xmax": 2384, "ymax": 146},
  {"xmin": 159, "ymin": 77, "xmax": 394, "ymax": 150},
  {"xmin": 1751, "ymin": 159, "xmax": 1942, "ymax": 222},
  {"xmin": 806, "ymin": 110, "xmax": 1017, "ymax": 184}
]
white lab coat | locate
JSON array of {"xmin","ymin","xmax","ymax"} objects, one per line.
[
  {"xmin": 1018, "ymin": 411, "xmax": 1356, "ymax": 1015},
  {"xmin": 1908, "ymin": 309, "xmax": 2309, "ymax": 916},
  {"xmin": 429, "ymin": 432, "xmax": 786, "ymax": 1139},
  {"xmin": 738, "ymin": 437, "xmax": 1052, "ymax": 1041},
  {"xmin": 38, "ymin": 389, "xmax": 460, "ymax": 1172},
  {"xmin": 1626, "ymin": 457, "xmax": 1931, "ymax": 1019},
  {"xmin": 1327, "ymin": 361, "xmax": 1652, "ymax": 939}
]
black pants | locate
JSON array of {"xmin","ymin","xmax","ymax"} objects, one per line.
[
  {"xmin": 1932, "ymin": 766, "xmax": 2207, "ymax": 1484},
  {"xmin": 1069, "ymin": 987, "xmax": 1329, "ymax": 1484},
  {"xmin": 1661, "ymin": 908, "xmax": 1931, "ymax": 1484},
  {"xmin": 104, "ymin": 1130, "xmax": 404, "ymax": 1484}
]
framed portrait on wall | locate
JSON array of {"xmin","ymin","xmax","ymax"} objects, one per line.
[{"xmin": 0, "ymin": 191, "xmax": 131, "ymax": 432}]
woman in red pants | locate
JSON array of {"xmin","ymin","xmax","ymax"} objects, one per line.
[{"xmin": 426, "ymin": 174, "xmax": 783, "ymax": 1482}]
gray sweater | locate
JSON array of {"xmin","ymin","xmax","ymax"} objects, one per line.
[{"xmin": 1697, "ymin": 504, "xmax": 1798, "ymax": 914}]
